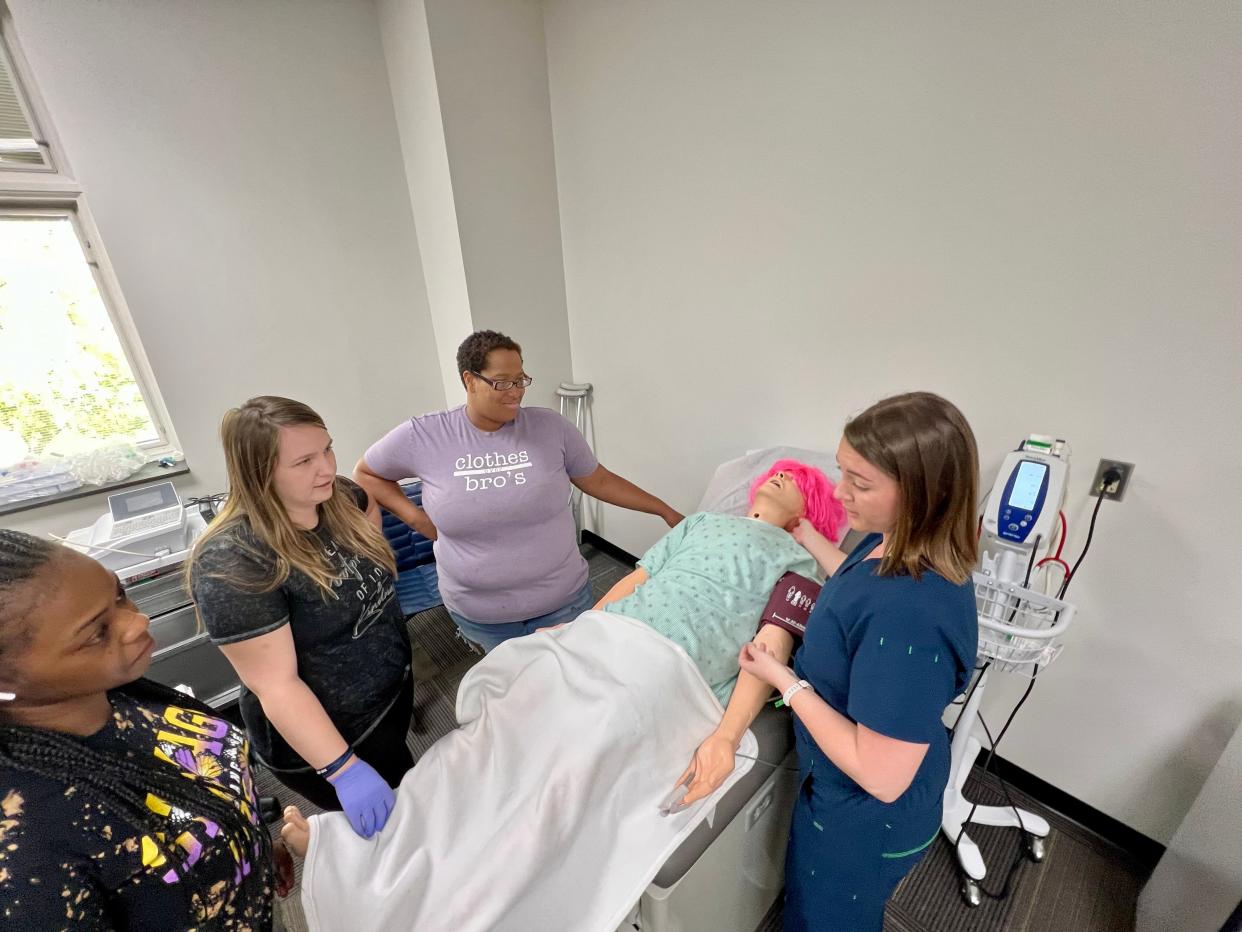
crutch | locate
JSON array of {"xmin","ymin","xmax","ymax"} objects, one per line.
[{"xmin": 556, "ymin": 382, "xmax": 593, "ymax": 534}]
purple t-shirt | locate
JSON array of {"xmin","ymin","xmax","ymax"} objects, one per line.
[{"xmin": 364, "ymin": 405, "xmax": 599, "ymax": 623}]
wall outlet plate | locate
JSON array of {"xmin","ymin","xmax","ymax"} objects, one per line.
[{"xmin": 1091, "ymin": 459, "xmax": 1135, "ymax": 501}]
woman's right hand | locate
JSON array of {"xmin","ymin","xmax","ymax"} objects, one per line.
[
  {"xmin": 790, "ymin": 517, "xmax": 848, "ymax": 576},
  {"xmin": 790, "ymin": 517, "xmax": 823, "ymax": 549},
  {"xmin": 675, "ymin": 732, "xmax": 737, "ymax": 807},
  {"xmin": 328, "ymin": 757, "xmax": 396, "ymax": 838},
  {"xmin": 738, "ymin": 641, "xmax": 797, "ymax": 692}
]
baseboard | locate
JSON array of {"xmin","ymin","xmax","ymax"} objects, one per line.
[
  {"xmin": 581, "ymin": 530, "xmax": 640, "ymax": 567},
  {"xmin": 986, "ymin": 754, "xmax": 1165, "ymax": 871},
  {"xmin": 580, "ymin": 528, "xmax": 1168, "ymax": 874}
]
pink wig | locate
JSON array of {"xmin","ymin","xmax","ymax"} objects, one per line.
[{"xmin": 749, "ymin": 459, "xmax": 848, "ymax": 542}]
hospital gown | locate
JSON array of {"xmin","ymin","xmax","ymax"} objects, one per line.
[{"xmin": 605, "ymin": 512, "xmax": 818, "ymax": 703}]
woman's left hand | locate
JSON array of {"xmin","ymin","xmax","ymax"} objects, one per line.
[
  {"xmin": 662, "ymin": 507, "xmax": 685, "ymax": 528},
  {"xmin": 738, "ymin": 641, "xmax": 794, "ymax": 689}
]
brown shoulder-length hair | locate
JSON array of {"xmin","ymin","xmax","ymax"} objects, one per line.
[
  {"xmin": 188, "ymin": 396, "xmax": 396, "ymax": 596},
  {"xmin": 843, "ymin": 392, "xmax": 979, "ymax": 584}
]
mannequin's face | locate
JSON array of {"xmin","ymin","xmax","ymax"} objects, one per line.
[{"xmin": 751, "ymin": 470, "xmax": 806, "ymax": 531}]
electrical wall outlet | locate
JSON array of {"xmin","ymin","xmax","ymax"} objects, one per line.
[{"xmin": 1091, "ymin": 459, "xmax": 1135, "ymax": 501}]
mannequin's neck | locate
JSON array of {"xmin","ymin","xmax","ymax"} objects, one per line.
[{"xmin": 748, "ymin": 500, "xmax": 796, "ymax": 531}]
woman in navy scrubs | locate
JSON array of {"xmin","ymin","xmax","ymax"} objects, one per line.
[{"xmin": 738, "ymin": 392, "xmax": 980, "ymax": 932}]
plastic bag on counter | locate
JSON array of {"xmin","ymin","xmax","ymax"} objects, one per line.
[
  {"xmin": 42, "ymin": 434, "xmax": 147, "ymax": 486},
  {"xmin": 0, "ymin": 456, "xmax": 82, "ymax": 504},
  {"xmin": 69, "ymin": 443, "xmax": 146, "ymax": 485}
]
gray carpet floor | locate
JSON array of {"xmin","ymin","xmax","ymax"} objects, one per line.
[{"xmin": 261, "ymin": 545, "xmax": 1147, "ymax": 931}]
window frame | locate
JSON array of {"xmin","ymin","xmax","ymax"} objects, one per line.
[
  {"xmin": 0, "ymin": 7, "xmax": 54, "ymax": 173},
  {"xmin": 0, "ymin": 5, "xmax": 181, "ymax": 468}
]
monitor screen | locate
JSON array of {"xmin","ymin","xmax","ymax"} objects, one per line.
[
  {"xmin": 1008, "ymin": 461, "xmax": 1047, "ymax": 512},
  {"xmin": 124, "ymin": 490, "xmax": 166, "ymax": 513},
  {"xmin": 110, "ymin": 481, "xmax": 179, "ymax": 519}
]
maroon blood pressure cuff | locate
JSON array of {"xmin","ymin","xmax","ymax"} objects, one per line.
[{"xmin": 758, "ymin": 572, "xmax": 822, "ymax": 640}]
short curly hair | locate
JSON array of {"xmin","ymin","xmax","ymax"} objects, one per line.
[{"xmin": 456, "ymin": 330, "xmax": 523, "ymax": 387}]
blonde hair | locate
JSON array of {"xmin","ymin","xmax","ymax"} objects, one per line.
[
  {"xmin": 843, "ymin": 392, "xmax": 979, "ymax": 585},
  {"xmin": 188, "ymin": 396, "xmax": 396, "ymax": 596}
]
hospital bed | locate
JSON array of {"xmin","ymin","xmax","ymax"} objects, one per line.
[
  {"xmin": 295, "ymin": 446, "xmax": 841, "ymax": 932},
  {"xmin": 617, "ymin": 704, "xmax": 798, "ymax": 932},
  {"xmin": 616, "ymin": 447, "xmax": 845, "ymax": 932}
]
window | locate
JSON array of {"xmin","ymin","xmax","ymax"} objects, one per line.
[
  {"xmin": 1, "ymin": 209, "xmax": 164, "ymax": 456},
  {"xmin": 0, "ymin": 7, "xmax": 179, "ymax": 507},
  {"xmin": 0, "ymin": 19, "xmax": 49, "ymax": 170}
]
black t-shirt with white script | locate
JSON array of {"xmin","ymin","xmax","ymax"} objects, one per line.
[
  {"xmin": 0, "ymin": 690, "xmax": 272, "ymax": 930},
  {"xmin": 190, "ymin": 479, "xmax": 411, "ymax": 770}
]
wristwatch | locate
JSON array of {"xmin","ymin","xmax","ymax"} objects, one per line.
[{"xmin": 782, "ymin": 679, "xmax": 813, "ymax": 707}]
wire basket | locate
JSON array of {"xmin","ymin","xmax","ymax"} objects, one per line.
[{"xmin": 972, "ymin": 572, "xmax": 1076, "ymax": 675}]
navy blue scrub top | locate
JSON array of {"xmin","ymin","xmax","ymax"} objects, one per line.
[{"xmin": 793, "ymin": 533, "xmax": 978, "ymax": 817}]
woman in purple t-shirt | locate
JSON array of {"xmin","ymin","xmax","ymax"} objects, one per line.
[{"xmin": 354, "ymin": 330, "xmax": 682, "ymax": 652}]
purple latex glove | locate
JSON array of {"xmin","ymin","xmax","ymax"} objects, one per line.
[{"xmin": 328, "ymin": 759, "xmax": 396, "ymax": 838}]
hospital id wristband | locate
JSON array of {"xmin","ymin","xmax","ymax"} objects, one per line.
[
  {"xmin": 317, "ymin": 749, "xmax": 355, "ymax": 780},
  {"xmin": 781, "ymin": 679, "xmax": 812, "ymax": 708}
]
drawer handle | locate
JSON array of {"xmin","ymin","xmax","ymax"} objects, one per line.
[{"xmin": 152, "ymin": 633, "xmax": 211, "ymax": 661}]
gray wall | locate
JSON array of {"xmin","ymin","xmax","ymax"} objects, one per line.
[
  {"xmin": 1139, "ymin": 718, "xmax": 1242, "ymax": 931},
  {"xmin": 6, "ymin": 0, "xmax": 445, "ymax": 538},
  {"xmin": 5, "ymin": 0, "xmax": 1239, "ymax": 847},
  {"xmin": 378, "ymin": 0, "xmax": 574, "ymax": 411},
  {"xmin": 424, "ymin": 0, "xmax": 574, "ymax": 411},
  {"xmin": 543, "ymin": 0, "xmax": 1242, "ymax": 842}
]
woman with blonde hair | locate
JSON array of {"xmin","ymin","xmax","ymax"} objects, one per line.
[{"xmin": 189, "ymin": 397, "xmax": 412, "ymax": 839}]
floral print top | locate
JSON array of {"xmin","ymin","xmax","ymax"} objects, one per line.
[{"xmin": 0, "ymin": 691, "xmax": 272, "ymax": 929}]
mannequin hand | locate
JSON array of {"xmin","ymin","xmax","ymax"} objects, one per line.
[
  {"xmin": 329, "ymin": 759, "xmax": 396, "ymax": 838},
  {"xmin": 790, "ymin": 517, "xmax": 823, "ymax": 549},
  {"xmin": 675, "ymin": 732, "xmax": 737, "ymax": 806},
  {"xmin": 738, "ymin": 641, "xmax": 795, "ymax": 690}
]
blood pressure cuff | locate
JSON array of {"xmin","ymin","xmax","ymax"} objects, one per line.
[{"xmin": 758, "ymin": 572, "xmax": 822, "ymax": 640}]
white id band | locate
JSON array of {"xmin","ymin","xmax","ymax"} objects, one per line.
[{"xmin": 782, "ymin": 679, "xmax": 812, "ymax": 707}]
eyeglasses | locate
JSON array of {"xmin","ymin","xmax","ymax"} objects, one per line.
[{"xmin": 471, "ymin": 371, "xmax": 534, "ymax": 391}]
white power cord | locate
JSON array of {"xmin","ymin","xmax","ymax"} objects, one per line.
[{"xmin": 46, "ymin": 531, "xmax": 171, "ymax": 559}]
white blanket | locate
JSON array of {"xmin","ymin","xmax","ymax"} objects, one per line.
[{"xmin": 300, "ymin": 611, "xmax": 757, "ymax": 932}]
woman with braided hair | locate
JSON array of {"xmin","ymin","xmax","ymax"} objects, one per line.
[{"xmin": 0, "ymin": 530, "xmax": 273, "ymax": 929}]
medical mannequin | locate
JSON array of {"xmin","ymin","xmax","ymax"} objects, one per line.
[
  {"xmin": 278, "ymin": 459, "xmax": 845, "ymax": 860},
  {"xmin": 592, "ymin": 460, "xmax": 845, "ymax": 703}
]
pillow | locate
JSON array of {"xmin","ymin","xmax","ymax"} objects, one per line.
[{"xmin": 696, "ymin": 446, "xmax": 844, "ymax": 537}]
